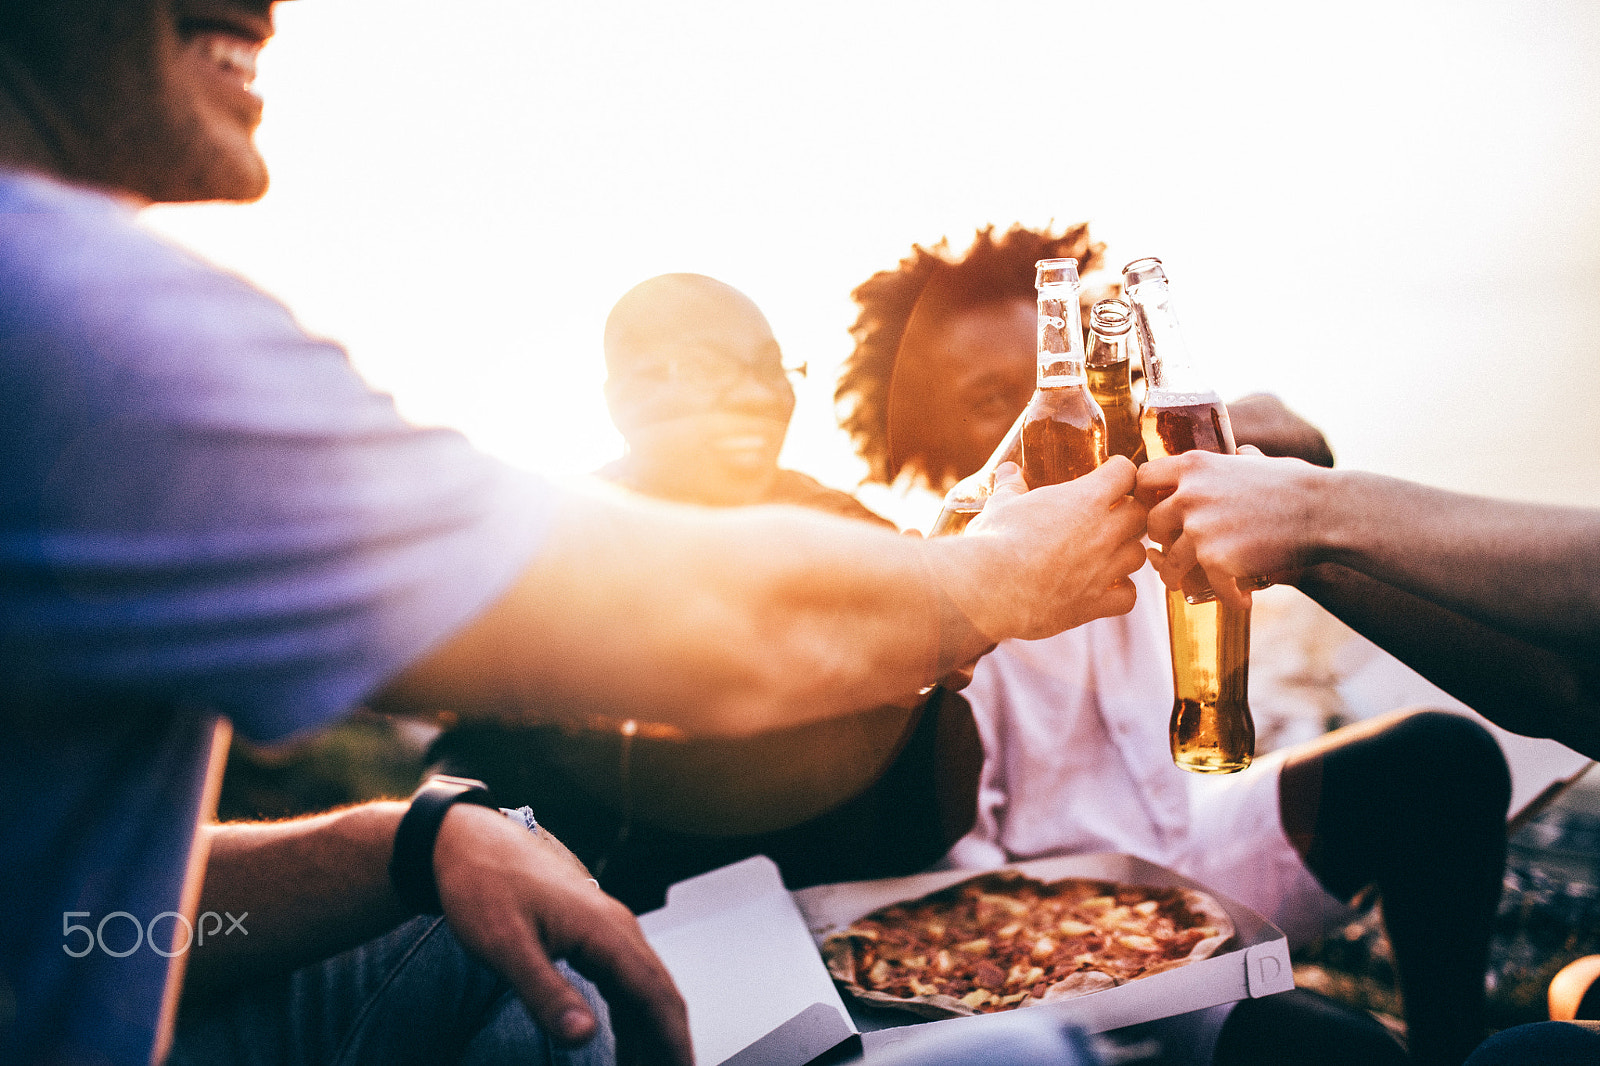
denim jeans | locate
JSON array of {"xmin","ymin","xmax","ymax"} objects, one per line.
[{"xmin": 169, "ymin": 915, "xmax": 614, "ymax": 1066}]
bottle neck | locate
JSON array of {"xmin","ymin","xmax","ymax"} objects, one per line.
[
  {"xmin": 977, "ymin": 409, "xmax": 1026, "ymax": 479},
  {"xmin": 1126, "ymin": 278, "xmax": 1205, "ymax": 396},
  {"xmin": 940, "ymin": 409, "xmax": 1026, "ymax": 512},
  {"xmin": 1036, "ymin": 283, "xmax": 1086, "ymax": 386},
  {"xmin": 1085, "ymin": 329, "xmax": 1128, "ymax": 371},
  {"xmin": 1086, "ymin": 299, "xmax": 1132, "ymax": 369}
]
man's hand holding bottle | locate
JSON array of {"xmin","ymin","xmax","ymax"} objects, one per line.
[{"xmin": 1137, "ymin": 446, "xmax": 1323, "ymax": 612}]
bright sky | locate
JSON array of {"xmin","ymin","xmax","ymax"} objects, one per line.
[{"xmin": 145, "ymin": 0, "xmax": 1600, "ymax": 526}]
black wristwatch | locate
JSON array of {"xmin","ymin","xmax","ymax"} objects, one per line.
[{"xmin": 389, "ymin": 775, "xmax": 498, "ymax": 914}]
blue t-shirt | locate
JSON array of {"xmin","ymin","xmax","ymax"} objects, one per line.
[{"xmin": 0, "ymin": 172, "xmax": 557, "ymax": 1064}]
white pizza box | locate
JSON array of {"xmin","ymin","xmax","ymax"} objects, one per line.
[
  {"xmin": 637, "ymin": 852, "xmax": 1294, "ymax": 1066},
  {"xmin": 637, "ymin": 855, "xmax": 858, "ymax": 1066}
]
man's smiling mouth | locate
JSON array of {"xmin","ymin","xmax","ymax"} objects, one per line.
[
  {"xmin": 177, "ymin": 8, "xmax": 273, "ymax": 95},
  {"xmin": 199, "ymin": 31, "xmax": 260, "ymax": 89}
]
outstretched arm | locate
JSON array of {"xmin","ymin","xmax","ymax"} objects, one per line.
[
  {"xmin": 377, "ymin": 458, "xmax": 1148, "ymax": 739},
  {"xmin": 183, "ymin": 803, "xmax": 412, "ymax": 994},
  {"xmin": 1137, "ymin": 450, "xmax": 1600, "ymax": 756},
  {"xmin": 1138, "ymin": 449, "xmax": 1600, "ymax": 655}
]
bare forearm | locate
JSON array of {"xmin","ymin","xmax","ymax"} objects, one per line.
[
  {"xmin": 1299, "ymin": 563, "xmax": 1600, "ymax": 758},
  {"xmin": 185, "ymin": 802, "xmax": 411, "ymax": 994},
  {"xmin": 1144, "ymin": 452, "xmax": 1600, "ymax": 739},
  {"xmin": 378, "ymin": 464, "xmax": 1146, "ymax": 738},
  {"xmin": 379, "ymin": 495, "xmax": 974, "ymax": 737},
  {"xmin": 1311, "ymin": 472, "xmax": 1600, "ymax": 654},
  {"xmin": 193, "ymin": 800, "xmax": 694, "ymax": 1061},
  {"xmin": 1144, "ymin": 453, "xmax": 1600, "ymax": 653}
]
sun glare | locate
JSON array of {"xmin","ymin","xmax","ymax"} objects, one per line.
[{"xmin": 144, "ymin": 0, "xmax": 1600, "ymax": 516}]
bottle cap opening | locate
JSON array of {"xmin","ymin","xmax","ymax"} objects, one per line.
[
  {"xmin": 1088, "ymin": 298, "xmax": 1132, "ymax": 335},
  {"xmin": 1035, "ymin": 257, "xmax": 1080, "ymax": 289},
  {"xmin": 1121, "ymin": 256, "xmax": 1166, "ymax": 290}
]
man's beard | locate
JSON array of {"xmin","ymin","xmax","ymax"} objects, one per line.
[{"xmin": 0, "ymin": 0, "xmax": 268, "ymax": 203}]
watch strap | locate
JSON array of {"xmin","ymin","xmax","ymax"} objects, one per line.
[{"xmin": 389, "ymin": 774, "xmax": 497, "ymax": 914}]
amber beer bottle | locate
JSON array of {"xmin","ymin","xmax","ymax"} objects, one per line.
[
  {"xmin": 1085, "ymin": 298, "xmax": 1145, "ymax": 464},
  {"xmin": 928, "ymin": 410, "xmax": 1025, "ymax": 537},
  {"xmin": 1124, "ymin": 256, "xmax": 1254, "ymax": 774},
  {"xmin": 1019, "ymin": 258, "xmax": 1107, "ymax": 489}
]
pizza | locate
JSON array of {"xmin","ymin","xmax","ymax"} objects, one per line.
[{"xmin": 820, "ymin": 870, "xmax": 1234, "ymax": 1018}]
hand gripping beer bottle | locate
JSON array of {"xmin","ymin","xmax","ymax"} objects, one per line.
[
  {"xmin": 1123, "ymin": 256, "xmax": 1254, "ymax": 774},
  {"xmin": 1019, "ymin": 258, "xmax": 1107, "ymax": 489},
  {"xmin": 1085, "ymin": 298, "xmax": 1146, "ymax": 464},
  {"xmin": 928, "ymin": 410, "xmax": 1025, "ymax": 537}
]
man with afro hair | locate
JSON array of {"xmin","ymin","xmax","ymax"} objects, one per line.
[{"xmin": 836, "ymin": 223, "xmax": 1509, "ymax": 1066}]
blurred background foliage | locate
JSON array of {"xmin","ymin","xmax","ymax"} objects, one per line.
[{"xmin": 216, "ymin": 712, "xmax": 430, "ymax": 824}]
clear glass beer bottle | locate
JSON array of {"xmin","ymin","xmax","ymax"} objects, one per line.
[
  {"xmin": 928, "ymin": 410, "xmax": 1025, "ymax": 537},
  {"xmin": 1085, "ymin": 298, "xmax": 1145, "ymax": 464},
  {"xmin": 1019, "ymin": 258, "xmax": 1107, "ymax": 489},
  {"xmin": 1124, "ymin": 256, "xmax": 1254, "ymax": 774}
]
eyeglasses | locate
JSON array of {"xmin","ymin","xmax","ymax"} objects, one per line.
[{"xmin": 626, "ymin": 354, "xmax": 807, "ymax": 400}]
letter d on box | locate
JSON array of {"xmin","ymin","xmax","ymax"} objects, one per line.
[{"xmin": 1245, "ymin": 942, "xmax": 1295, "ymax": 997}]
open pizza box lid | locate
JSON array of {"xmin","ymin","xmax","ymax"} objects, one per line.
[{"xmin": 638, "ymin": 852, "xmax": 1294, "ymax": 1066}]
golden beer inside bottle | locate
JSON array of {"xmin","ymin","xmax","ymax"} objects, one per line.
[
  {"xmin": 1165, "ymin": 588, "xmax": 1254, "ymax": 774},
  {"xmin": 928, "ymin": 505, "xmax": 981, "ymax": 538},
  {"xmin": 1020, "ymin": 385, "xmax": 1107, "ymax": 488},
  {"xmin": 1085, "ymin": 359, "xmax": 1145, "ymax": 464},
  {"xmin": 1143, "ymin": 399, "xmax": 1256, "ymax": 776}
]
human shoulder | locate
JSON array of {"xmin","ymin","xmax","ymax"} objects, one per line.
[
  {"xmin": 0, "ymin": 169, "xmax": 388, "ymax": 430},
  {"xmin": 0, "ymin": 168, "xmax": 130, "ymax": 216},
  {"xmin": 0, "ymin": 168, "xmax": 267, "ymax": 320},
  {"xmin": 0, "ymin": 169, "xmax": 559, "ymax": 741}
]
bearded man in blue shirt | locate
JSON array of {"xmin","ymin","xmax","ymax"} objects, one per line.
[{"xmin": 0, "ymin": 4, "xmax": 1150, "ymax": 1064}]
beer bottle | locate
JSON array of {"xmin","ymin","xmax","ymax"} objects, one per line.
[
  {"xmin": 928, "ymin": 410, "xmax": 1025, "ymax": 537},
  {"xmin": 1019, "ymin": 258, "xmax": 1107, "ymax": 489},
  {"xmin": 1124, "ymin": 256, "xmax": 1254, "ymax": 774},
  {"xmin": 1085, "ymin": 298, "xmax": 1145, "ymax": 464}
]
